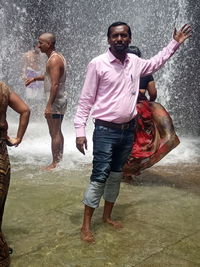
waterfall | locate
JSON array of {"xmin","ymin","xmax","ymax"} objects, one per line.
[{"xmin": 0, "ymin": 0, "xmax": 199, "ymax": 165}]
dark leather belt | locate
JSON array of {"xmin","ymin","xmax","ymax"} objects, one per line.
[{"xmin": 95, "ymin": 119, "xmax": 135, "ymax": 130}]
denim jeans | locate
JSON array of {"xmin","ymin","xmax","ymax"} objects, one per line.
[
  {"xmin": 83, "ymin": 124, "xmax": 134, "ymax": 208},
  {"xmin": 91, "ymin": 125, "xmax": 134, "ymax": 183}
]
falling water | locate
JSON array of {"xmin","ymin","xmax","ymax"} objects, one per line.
[
  {"xmin": 1, "ymin": 1, "xmax": 200, "ymax": 266},
  {"xmin": 1, "ymin": 0, "xmax": 199, "ymax": 166}
]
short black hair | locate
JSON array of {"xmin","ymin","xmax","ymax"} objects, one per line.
[
  {"xmin": 107, "ymin": 21, "xmax": 132, "ymax": 38},
  {"xmin": 127, "ymin": 46, "xmax": 141, "ymax": 57}
]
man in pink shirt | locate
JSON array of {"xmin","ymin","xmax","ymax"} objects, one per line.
[{"xmin": 74, "ymin": 21, "xmax": 191, "ymax": 243}]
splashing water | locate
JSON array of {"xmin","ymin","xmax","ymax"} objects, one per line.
[
  {"xmin": 1, "ymin": 0, "xmax": 200, "ymax": 168},
  {"xmin": 1, "ymin": 2, "xmax": 200, "ymax": 266}
]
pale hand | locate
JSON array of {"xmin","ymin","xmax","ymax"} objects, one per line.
[{"xmin": 173, "ymin": 24, "xmax": 192, "ymax": 44}]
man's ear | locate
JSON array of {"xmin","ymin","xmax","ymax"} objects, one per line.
[{"xmin": 47, "ymin": 41, "xmax": 52, "ymax": 49}]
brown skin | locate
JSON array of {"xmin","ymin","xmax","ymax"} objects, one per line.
[
  {"xmin": 108, "ymin": 25, "xmax": 131, "ymax": 63},
  {"xmin": 146, "ymin": 81, "xmax": 157, "ymax": 102},
  {"xmin": 173, "ymin": 24, "xmax": 192, "ymax": 43},
  {"xmin": 76, "ymin": 136, "xmax": 87, "ymax": 155},
  {"xmin": 78, "ymin": 23, "xmax": 192, "ymax": 243},
  {"xmin": 25, "ymin": 33, "xmax": 65, "ymax": 170},
  {"xmin": 7, "ymin": 91, "xmax": 30, "ymax": 146},
  {"xmin": 139, "ymin": 80, "xmax": 157, "ymax": 102},
  {"xmin": 1, "ymin": 90, "xmax": 29, "ymax": 258}
]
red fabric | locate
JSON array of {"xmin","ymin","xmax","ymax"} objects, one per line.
[
  {"xmin": 131, "ymin": 101, "xmax": 159, "ymax": 158},
  {"xmin": 123, "ymin": 101, "xmax": 180, "ymax": 175}
]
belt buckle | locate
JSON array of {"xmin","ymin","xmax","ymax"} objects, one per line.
[{"xmin": 121, "ymin": 123, "xmax": 129, "ymax": 130}]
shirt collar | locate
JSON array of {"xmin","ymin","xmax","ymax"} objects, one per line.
[{"xmin": 107, "ymin": 48, "xmax": 130, "ymax": 64}]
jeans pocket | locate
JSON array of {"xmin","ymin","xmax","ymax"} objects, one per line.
[
  {"xmin": 93, "ymin": 125, "xmax": 111, "ymax": 136},
  {"xmin": 95, "ymin": 125, "xmax": 110, "ymax": 131}
]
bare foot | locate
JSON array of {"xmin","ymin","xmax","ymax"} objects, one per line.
[
  {"xmin": 42, "ymin": 162, "xmax": 58, "ymax": 171},
  {"xmin": 80, "ymin": 228, "xmax": 95, "ymax": 243},
  {"xmin": 103, "ymin": 218, "xmax": 123, "ymax": 229}
]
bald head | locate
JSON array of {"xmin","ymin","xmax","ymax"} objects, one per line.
[{"xmin": 39, "ymin": 32, "xmax": 56, "ymax": 48}]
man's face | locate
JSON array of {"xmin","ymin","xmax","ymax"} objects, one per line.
[
  {"xmin": 108, "ymin": 25, "xmax": 131, "ymax": 54},
  {"xmin": 38, "ymin": 37, "xmax": 50, "ymax": 53}
]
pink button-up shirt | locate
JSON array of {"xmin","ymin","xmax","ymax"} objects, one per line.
[{"xmin": 74, "ymin": 39, "xmax": 180, "ymax": 137}]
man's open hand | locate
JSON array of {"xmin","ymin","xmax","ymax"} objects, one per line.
[{"xmin": 173, "ymin": 24, "xmax": 192, "ymax": 44}]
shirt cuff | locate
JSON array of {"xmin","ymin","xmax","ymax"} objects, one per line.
[
  {"xmin": 75, "ymin": 127, "xmax": 86, "ymax": 137},
  {"xmin": 170, "ymin": 39, "xmax": 180, "ymax": 51}
]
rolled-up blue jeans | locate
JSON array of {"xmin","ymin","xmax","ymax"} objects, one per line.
[{"xmin": 83, "ymin": 124, "xmax": 134, "ymax": 208}]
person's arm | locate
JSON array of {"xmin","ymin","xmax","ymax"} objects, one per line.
[
  {"xmin": 44, "ymin": 56, "xmax": 63, "ymax": 118},
  {"xmin": 25, "ymin": 75, "xmax": 45, "ymax": 86},
  {"xmin": 147, "ymin": 81, "xmax": 157, "ymax": 101},
  {"xmin": 74, "ymin": 61, "xmax": 99, "ymax": 154},
  {"xmin": 7, "ymin": 91, "xmax": 30, "ymax": 146},
  {"xmin": 139, "ymin": 24, "xmax": 192, "ymax": 76}
]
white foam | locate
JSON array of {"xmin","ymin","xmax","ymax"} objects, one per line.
[
  {"xmin": 7, "ymin": 120, "xmax": 200, "ymax": 169},
  {"xmin": 7, "ymin": 120, "xmax": 93, "ymax": 168},
  {"xmin": 156, "ymin": 137, "xmax": 200, "ymax": 165}
]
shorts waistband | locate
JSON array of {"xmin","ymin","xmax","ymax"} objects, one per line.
[{"xmin": 52, "ymin": 114, "xmax": 64, "ymax": 119}]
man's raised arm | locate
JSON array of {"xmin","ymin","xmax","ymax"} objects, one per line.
[{"xmin": 139, "ymin": 24, "xmax": 192, "ymax": 77}]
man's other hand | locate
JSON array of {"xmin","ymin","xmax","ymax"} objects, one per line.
[{"xmin": 76, "ymin": 137, "xmax": 88, "ymax": 155}]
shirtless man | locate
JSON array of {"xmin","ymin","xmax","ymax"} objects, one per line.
[{"xmin": 26, "ymin": 33, "xmax": 67, "ymax": 170}]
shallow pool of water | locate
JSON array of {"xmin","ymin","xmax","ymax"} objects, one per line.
[{"xmin": 3, "ymin": 160, "xmax": 200, "ymax": 266}]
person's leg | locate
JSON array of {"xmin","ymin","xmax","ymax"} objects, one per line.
[
  {"xmin": 102, "ymin": 172, "xmax": 123, "ymax": 228},
  {"xmin": 103, "ymin": 128, "xmax": 134, "ymax": 227},
  {"xmin": 81, "ymin": 180, "xmax": 106, "ymax": 242},
  {"xmin": 45, "ymin": 114, "xmax": 64, "ymax": 170},
  {"xmin": 81, "ymin": 205, "xmax": 95, "ymax": 242},
  {"xmin": 81, "ymin": 125, "xmax": 120, "ymax": 242},
  {"xmin": 0, "ymin": 142, "xmax": 11, "ymax": 266}
]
